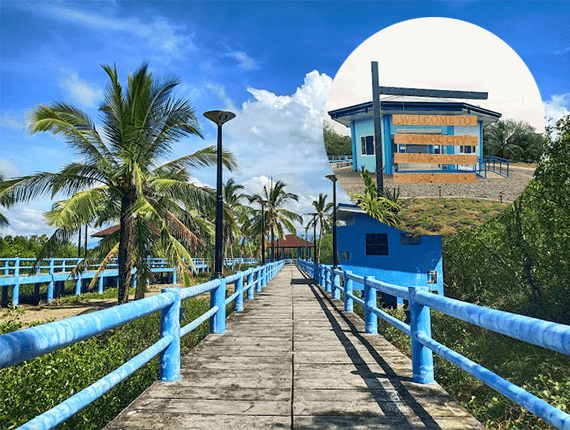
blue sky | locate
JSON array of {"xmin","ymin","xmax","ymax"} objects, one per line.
[{"xmin": 1, "ymin": 1, "xmax": 569, "ymax": 241}]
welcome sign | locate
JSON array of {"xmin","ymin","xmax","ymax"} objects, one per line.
[{"xmin": 393, "ymin": 115, "xmax": 477, "ymax": 126}]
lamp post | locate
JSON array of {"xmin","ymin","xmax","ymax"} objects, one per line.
[
  {"xmin": 326, "ymin": 174, "xmax": 338, "ymax": 269},
  {"xmin": 204, "ymin": 110, "xmax": 236, "ymax": 279},
  {"xmin": 260, "ymin": 200, "xmax": 266, "ymax": 266}
]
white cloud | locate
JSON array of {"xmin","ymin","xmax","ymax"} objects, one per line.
[
  {"xmin": 225, "ymin": 51, "xmax": 258, "ymax": 71},
  {"xmin": 0, "ymin": 115, "xmax": 25, "ymax": 132},
  {"xmin": 205, "ymin": 83, "xmax": 237, "ymax": 111},
  {"xmin": 0, "ymin": 159, "xmax": 20, "ymax": 178},
  {"xmin": 213, "ymin": 70, "xmax": 350, "ymax": 231},
  {"xmin": 59, "ymin": 70, "xmax": 103, "ymax": 107},
  {"xmin": 543, "ymin": 93, "xmax": 570, "ymax": 128},
  {"xmin": 325, "ymin": 18, "xmax": 545, "ymax": 133},
  {"xmin": 32, "ymin": 4, "xmax": 195, "ymax": 58},
  {"xmin": 0, "ymin": 206, "xmax": 54, "ymax": 238}
]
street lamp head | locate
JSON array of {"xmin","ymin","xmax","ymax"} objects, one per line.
[
  {"xmin": 325, "ymin": 174, "xmax": 337, "ymax": 183},
  {"xmin": 204, "ymin": 110, "xmax": 236, "ymax": 126}
]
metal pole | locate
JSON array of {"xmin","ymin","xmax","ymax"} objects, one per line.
[
  {"xmin": 261, "ymin": 202, "xmax": 266, "ymax": 266},
  {"xmin": 213, "ymin": 124, "xmax": 224, "ymax": 279},
  {"xmin": 332, "ymin": 180, "xmax": 338, "ymax": 269},
  {"xmin": 371, "ymin": 61, "xmax": 384, "ymax": 190}
]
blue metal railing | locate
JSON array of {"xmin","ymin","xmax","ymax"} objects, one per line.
[
  {"xmin": 328, "ymin": 155, "xmax": 353, "ymax": 163},
  {"xmin": 297, "ymin": 259, "xmax": 570, "ymax": 430},
  {"xmin": 0, "ymin": 257, "xmax": 258, "ymax": 307},
  {"xmin": 476, "ymin": 156, "xmax": 510, "ymax": 178},
  {"xmin": 0, "ymin": 260, "xmax": 284, "ymax": 430}
]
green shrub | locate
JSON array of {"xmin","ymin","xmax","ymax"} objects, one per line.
[{"xmin": 0, "ymin": 296, "xmax": 211, "ymax": 429}]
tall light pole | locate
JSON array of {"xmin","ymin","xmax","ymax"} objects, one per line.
[
  {"xmin": 326, "ymin": 174, "xmax": 339, "ymax": 269},
  {"xmin": 260, "ymin": 200, "xmax": 266, "ymax": 266},
  {"xmin": 204, "ymin": 110, "xmax": 236, "ymax": 279}
]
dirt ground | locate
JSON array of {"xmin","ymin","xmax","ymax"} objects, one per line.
[
  {"xmin": 0, "ymin": 282, "xmax": 216, "ymax": 328},
  {"xmin": 334, "ymin": 165, "xmax": 535, "ymax": 203}
]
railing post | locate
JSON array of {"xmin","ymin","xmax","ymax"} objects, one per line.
[
  {"xmin": 12, "ymin": 257, "xmax": 20, "ymax": 308},
  {"xmin": 172, "ymin": 268, "xmax": 177, "ymax": 285},
  {"xmin": 364, "ymin": 276, "xmax": 377, "ymax": 334},
  {"xmin": 409, "ymin": 286, "xmax": 434, "ymax": 384},
  {"xmin": 47, "ymin": 259, "xmax": 55, "ymax": 303},
  {"xmin": 160, "ymin": 287, "xmax": 181, "ymax": 382},
  {"xmin": 210, "ymin": 278, "xmax": 226, "ymax": 334},
  {"xmin": 332, "ymin": 271, "xmax": 341, "ymax": 300},
  {"xmin": 236, "ymin": 274, "xmax": 244, "ymax": 312},
  {"xmin": 75, "ymin": 272, "xmax": 82, "ymax": 296},
  {"xmin": 256, "ymin": 268, "xmax": 262, "ymax": 292},
  {"xmin": 247, "ymin": 269, "xmax": 254, "ymax": 300},
  {"xmin": 325, "ymin": 268, "xmax": 331, "ymax": 293},
  {"xmin": 344, "ymin": 270, "xmax": 353, "ymax": 312}
]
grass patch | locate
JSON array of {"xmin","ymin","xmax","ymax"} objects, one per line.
[{"xmin": 399, "ymin": 198, "xmax": 509, "ymax": 235}]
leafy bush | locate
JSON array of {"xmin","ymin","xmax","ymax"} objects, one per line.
[{"xmin": 0, "ymin": 296, "xmax": 211, "ymax": 429}]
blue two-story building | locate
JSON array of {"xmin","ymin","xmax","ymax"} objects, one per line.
[{"xmin": 328, "ymin": 100, "xmax": 501, "ymax": 175}]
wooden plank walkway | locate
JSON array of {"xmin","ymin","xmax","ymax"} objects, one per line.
[{"xmin": 106, "ymin": 264, "xmax": 484, "ymax": 430}]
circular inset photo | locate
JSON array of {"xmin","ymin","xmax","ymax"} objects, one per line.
[{"xmin": 324, "ymin": 18, "xmax": 544, "ymax": 235}]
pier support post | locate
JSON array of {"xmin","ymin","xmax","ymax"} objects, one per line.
[
  {"xmin": 332, "ymin": 271, "xmax": 341, "ymax": 300},
  {"xmin": 247, "ymin": 269, "xmax": 254, "ymax": 300}
]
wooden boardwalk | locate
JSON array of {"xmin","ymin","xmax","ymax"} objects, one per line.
[{"xmin": 106, "ymin": 264, "xmax": 483, "ymax": 429}]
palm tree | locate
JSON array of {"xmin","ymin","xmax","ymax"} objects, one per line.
[
  {"xmin": 0, "ymin": 174, "xmax": 9, "ymax": 227},
  {"xmin": 307, "ymin": 193, "xmax": 333, "ymax": 263},
  {"xmin": 246, "ymin": 180, "xmax": 302, "ymax": 262},
  {"xmin": 1, "ymin": 63, "xmax": 237, "ymax": 303},
  {"xmin": 351, "ymin": 168, "xmax": 400, "ymax": 227},
  {"xmin": 222, "ymin": 178, "xmax": 247, "ymax": 266},
  {"xmin": 484, "ymin": 119, "xmax": 541, "ymax": 161}
]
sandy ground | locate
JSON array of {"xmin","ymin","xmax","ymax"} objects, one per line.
[{"xmin": 334, "ymin": 165, "xmax": 535, "ymax": 203}]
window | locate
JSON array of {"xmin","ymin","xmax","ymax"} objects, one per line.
[
  {"xmin": 365, "ymin": 233, "xmax": 388, "ymax": 256},
  {"xmin": 360, "ymin": 135, "xmax": 374, "ymax": 156}
]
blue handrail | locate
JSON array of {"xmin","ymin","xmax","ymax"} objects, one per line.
[
  {"xmin": 297, "ymin": 259, "xmax": 570, "ymax": 430},
  {"xmin": 0, "ymin": 257, "xmax": 258, "ymax": 307},
  {"xmin": 0, "ymin": 260, "xmax": 283, "ymax": 430}
]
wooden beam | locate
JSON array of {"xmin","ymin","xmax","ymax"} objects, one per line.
[
  {"xmin": 378, "ymin": 86, "xmax": 488, "ymax": 100},
  {"xmin": 394, "ymin": 153, "xmax": 477, "ymax": 165},
  {"xmin": 393, "ymin": 172, "xmax": 477, "ymax": 183},
  {"xmin": 393, "ymin": 115, "xmax": 477, "ymax": 126},
  {"xmin": 394, "ymin": 134, "xmax": 478, "ymax": 146}
]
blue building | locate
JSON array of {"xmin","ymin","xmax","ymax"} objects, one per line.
[
  {"xmin": 337, "ymin": 203, "xmax": 443, "ymax": 305},
  {"xmin": 328, "ymin": 100, "xmax": 501, "ymax": 177}
]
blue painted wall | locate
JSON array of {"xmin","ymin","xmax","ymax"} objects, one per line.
[{"xmin": 338, "ymin": 209, "xmax": 443, "ymax": 297}]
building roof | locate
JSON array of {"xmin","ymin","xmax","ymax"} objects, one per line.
[
  {"xmin": 91, "ymin": 224, "xmax": 120, "ymax": 238},
  {"xmin": 268, "ymin": 234, "xmax": 314, "ymax": 248},
  {"xmin": 328, "ymin": 100, "xmax": 502, "ymax": 128}
]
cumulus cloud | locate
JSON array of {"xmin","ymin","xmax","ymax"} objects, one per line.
[
  {"xmin": 218, "ymin": 70, "xmax": 350, "ymax": 230},
  {"xmin": 59, "ymin": 70, "xmax": 103, "ymax": 107},
  {"xmin": 0, "ymin": 206, "xmax": 54, "ymax": 237},
  {"xmin": 543, "ymin": 93, "xmax": 570, "ymax": 128}
]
